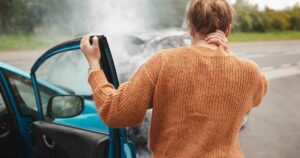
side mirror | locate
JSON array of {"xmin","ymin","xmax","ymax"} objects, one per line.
[{"xmin": 47, "ymin": 95, "xmax": 84, "ymax": 119}]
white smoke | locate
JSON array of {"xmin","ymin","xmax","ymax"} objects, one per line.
[
  {"xmin": 80, "ymin": 0, "xmax": 157, "ymax": 82},
  {"xmin": 87, "ymin": 0, "xmax": 151, "ymax": 36}
]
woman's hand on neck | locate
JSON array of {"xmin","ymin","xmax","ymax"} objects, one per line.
[
  {"xmin": 191, "ymin": 33, "xmax": 219, "ymax": 50},
  {"xmin": 191, "ymin": 31, "xmax": 229, "ymax": 52}
]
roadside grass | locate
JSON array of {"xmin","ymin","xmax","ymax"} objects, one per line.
[
  {"xmin": 1, "ymin": 31, "xmax": 300, "ymax": 51},
  {"xmin": 0, "ymin": 34, "xmax": 69, "ymax": 52},
  {"xmin": 229, "ymin": 31, "xmax": 300, "ymax": 42}
]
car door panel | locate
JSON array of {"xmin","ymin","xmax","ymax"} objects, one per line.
[
  {"xmin": 29, "ymin": 36, "xmax": 135, "ymax": 158},
  {"xmin": 0, "ymin": 68, "xmax": 34, "ymax": 157},
  {"xmin": 32, "ymin": 121, "xmax": 109, "ymax": 158}
]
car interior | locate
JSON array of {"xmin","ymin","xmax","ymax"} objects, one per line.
[
  {"xmin": 32, "ymin": 121, "xmax": 109, "ymax": 158},
  {"xmin": 0, "ymin": 85, "xmax": 23, "ymax": 158}
]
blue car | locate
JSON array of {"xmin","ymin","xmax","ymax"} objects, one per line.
[{"xmin": 0, "ymin": 36, "xmax": 136, "ymax": 158}]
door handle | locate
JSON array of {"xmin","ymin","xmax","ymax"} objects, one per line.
[
  {"xmin": 42, "ymin": 135, "xmax": 56, "ymax": 149},
  {"xmin": 0, "ymin": 130, "xmax": 10, "ymax": 139}
]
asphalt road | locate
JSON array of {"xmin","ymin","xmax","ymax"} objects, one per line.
[
  {"xmin": 230, "ymin": 41, "xmax": 300, "ymax": 158},
  {"xmin": 239, "ymin": 74, "xmax": 300, "ymax": 158},
  {"xmin": 1, "ymin": 40, "xmax": 300, "ymax": 158},
  {"xmin": 0, "ymin": 50, "xmax": 44, "ymax": 72}
]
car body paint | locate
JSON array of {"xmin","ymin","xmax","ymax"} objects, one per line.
[{"xmin": 0, "ymin": 61, "xmax": 109, "ymax": 134}]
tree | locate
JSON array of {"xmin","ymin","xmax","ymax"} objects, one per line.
[
  {"xmin": 233, "ymin": 0, "xmax": 266, "ymax": 32},
  {"xmin": 0, "ymin": 0, "xmax": 44, "ymax": 34},
  {"xmin": 289, "ymin": 4, "xmax": 300, "ymax": 30},
  {"xmin": 0, "ymin": 0, "xmax": 17, "ymax": 33},
  {"xmin": 264, "ymin": 8, "xmax": 291, "ymax": 31},
  {"xmin": 139, "ymin": 0, "xmax": 190, "ymax": 29}
]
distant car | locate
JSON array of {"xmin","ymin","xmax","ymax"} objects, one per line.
[{"xmin": 0, "ymin": 37, "xmax": 135, "ymax": 158}]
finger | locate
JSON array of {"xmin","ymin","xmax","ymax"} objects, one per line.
[
  {"xmin": 208, "ymin": 30, "xmax": 225, "ymax": 36},
  {"xmin": 219, "ymin": 44, "xmax": 230, "ymax": 54},
  {"xmin": 215, "ymin": 31, "xmax": 228, "ymax": 43},
  {"xmin": 216, "ymin": 30, "xmax": 227, "ymax": 38},
  {"xmin": 205, "ymin": 35, "xmax": 227, "ymax": 44},
  {"xmin": 81, "ymin": 35, "xmax": 87, "ymax": 49},
  {"xmin": 92, "ymin": 36, "xmax": 99, "ymax": 51},
  {"xmin": 206, "ymin": 39, "xmax": 222, "ymax": 46},
  {"xmin": 206, "ymin": 33, "xmax": 228, "ymax": 43},
  {"xmin": 205, "ymin": 34, "xmax": 220, "ymax": 41},
  {"xmin": 207, "ymin": 32, "xmax": 226, "ymax": 40},
  {"xmin": 206, "ymin": 32, "xmax": 223, "ymax": 38},
  {"xmin": 217, "ymin": 41, "xmax": 229, "ymax": 53},
  {"xmin": 216, "ymin": 30, "xmax": 225, "ymax": 35},
  {"xmin": 206, "ymin": 39, "xmax": 228, "ymax": 50},
  {"xmin": 82, "ymin": 34, "xmax": 91, "ymax": 48},
  {"xmin": 219, "ymin": 41, "xmax": 228, "ymax": 50},
  {"xmin": 213, "ymin": 41, "xmax": 228, "ymax": 53},
  {"xmin": 208, "ymin": 31, "xmax": 227, "ymax": 40}
]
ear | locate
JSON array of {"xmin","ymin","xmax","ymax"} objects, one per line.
[{"xmin": 225, "ymin": 25, "xmax": 231, "ymax": 37}]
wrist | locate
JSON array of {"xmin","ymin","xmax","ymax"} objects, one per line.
[
  {"xmin": 88, "ymin": 65, "xmax": 101, "ymax": 75},
  {"xmin": 89, "ymin": 61, "xmax": 101, "ymax": 70}
]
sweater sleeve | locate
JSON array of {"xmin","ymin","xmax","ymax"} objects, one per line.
[
  {"xmin": 88, "ymin": 54, "xmax": 162, "ymax": 128},
  {"xmin": 253, "ymin": 71, "xmax": 268, "ymax": 107}
]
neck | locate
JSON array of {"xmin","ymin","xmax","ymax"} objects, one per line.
[{"xmin": 191, "ymin": 33, "xmax": 206, "ymax": 45}]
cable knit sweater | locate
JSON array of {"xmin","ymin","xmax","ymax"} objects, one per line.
[{"xmin": 88, "ymin": 46, "xmax": 268, "ymax": 158}]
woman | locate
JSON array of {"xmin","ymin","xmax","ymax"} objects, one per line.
[{"xmin": 81, "ymin": 0, "xmax": 268, "ymax": 157}]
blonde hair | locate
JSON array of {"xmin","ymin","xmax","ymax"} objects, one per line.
[{"xmin": 186, "ymin": 0, "xmax": 234, "ymax": 36}]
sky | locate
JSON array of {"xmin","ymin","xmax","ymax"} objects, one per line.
[{"xmin": 230, "ymin": 0, "xmax": 300, "ymax": 9}]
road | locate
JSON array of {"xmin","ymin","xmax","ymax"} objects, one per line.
[
  {"xmin": 0, "ymin": 50, "xmax": 44, "ymax": 72},
  {"xmin": 230, "ymin": 41, "xmax": 300, "ymax": 158},
  {"xmin": 1, "ymin": 40, "xmax": 300, "ymax": 158}
]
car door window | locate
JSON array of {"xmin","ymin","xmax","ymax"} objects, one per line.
[
  {"xmin": 35, "ymin": 50, "xmax": 91, "ymax": 111},
  {"xmin": 4, "ymin": 71, "xmax": 58, "ymax": 119},
  {"xmin": 0, "ymin": 91, "xmax": 6, "ymax": 112}
]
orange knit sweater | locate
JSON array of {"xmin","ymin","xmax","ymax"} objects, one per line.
[{"xmin": 88, "ymin": 46, "xmax": 268, "ymax": 158}]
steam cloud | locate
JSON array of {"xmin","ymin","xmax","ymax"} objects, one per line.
[{"xmin": 82, "ymin": 0, "xmax": 160, "ymax": 82}]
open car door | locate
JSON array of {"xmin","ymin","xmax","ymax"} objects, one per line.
[{"xmin": 30, "ymin": 36, "xmax": 135, "ymax": 158}]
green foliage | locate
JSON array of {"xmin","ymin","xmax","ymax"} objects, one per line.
[
  {"xmin": 140, "ymin": 0, "xmax": 190, "ymax": 28},
  {"xmin": 233, "ymin": 0, "xmax": 300, "ymax": 32},
  {"xmin": 0, "ymin": 0, "xmax": 45, "ymax": 34},
  {"xmin": 0, "ymin": 0, "xmax": 299, "ymax": 34},
  {"xmin": 0, "ymin": 0, "xmax": 88, "ymax": 35},
  {"xmin": 289, "ymin": 5, "xmax": 300, "ymax": 30},
  {"xmin": 0, "ymin": 34, "xmax": 68, "ymax": 51},
  {"xmin": 229, "ymin": 31, "xmax": 300, "ymax": 42}
]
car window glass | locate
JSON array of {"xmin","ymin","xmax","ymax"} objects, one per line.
[
  {"xmin": 4, "ymin": 71, "xmax": 58, "ymax": 118},
  {"xmin": 0, "ymin": 91, "xmax": 6, "ymax": 112},
  {"xmin": 35, "ymin": 50, "xmax": 92, "ymax": 111},
  {"xmin": 36, "ymin": 50, "xmax": 91, "ymax": 96}
]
